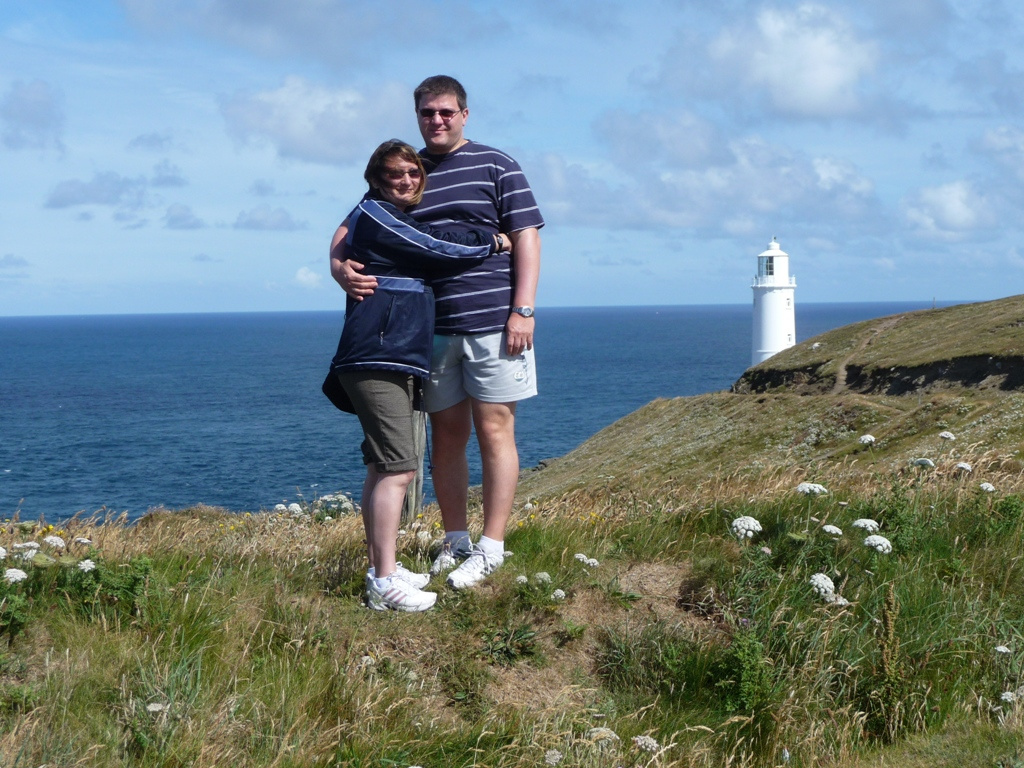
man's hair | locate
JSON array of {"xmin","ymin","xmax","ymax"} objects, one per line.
[
  {"xmin": 364, "ymin": 139, "xmax": 427, "ymax": 206},
  {"xmin": 414, "ymin": 75, "xmax": 467, "ymax": 111}
]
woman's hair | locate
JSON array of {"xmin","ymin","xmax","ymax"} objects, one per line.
[{"xmin": 363, "ymin": 139, "xmax": 427, "ymax": 205}]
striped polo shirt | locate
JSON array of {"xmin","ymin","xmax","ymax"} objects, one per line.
[{"xmin": 410, "ymin": 141, "xmax": 544, "ymax": 335}]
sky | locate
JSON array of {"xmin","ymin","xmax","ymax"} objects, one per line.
[{"xmin": 2, "ymin": 0, "xmax": 1023, "ymax": 316}]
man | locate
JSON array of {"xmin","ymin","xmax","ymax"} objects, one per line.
[{"xmin": 331, "ymin": 75, "xmax": 543, "ymax": 590}]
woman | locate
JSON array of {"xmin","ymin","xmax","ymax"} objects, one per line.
[{"xmin": 326, "ymin": 139, "xmax": 510, "ymax": 612}]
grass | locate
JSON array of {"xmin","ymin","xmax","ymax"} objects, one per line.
[
  {"xmin": 2, "ymin": 456, "xmax": 1024, "ymax": 766},
  {"xmin": 4, "ymin": 294, "xmax": 1024, "ymax": 765}
]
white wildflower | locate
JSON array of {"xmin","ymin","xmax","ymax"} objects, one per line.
[
  {"xmin": 416, "ymin": 530, "xmax": 430, "ymax": 542},
  {"xmin": 760, "ymin": 546, "xmax": 772, "ymax": 556},
  {"xmin": 43, "ymin": 535, "xmax": 65, "ymax": 549},
  {"xmin": 12, "ymin": 542, "xmax": 39, "ymax": 551},
  {"xmin": 912, "ymin": 457, "xmax": 935, "ymax": 468},
  {"xmin": 796, "ymin": 482, "xmax": 828, "ymax": 495},
  {"xmin": 995, "ymin": 645, "xmax": 1012, "ymax": 655},
  {"xmin": 3, "ymin": 568, "xmax": 28, "ymax": 584},
  {"xmin": 822, "ymin": 524, "xmax": 843, "ymax": 536},
  {"xmin": 17, "ymin": 550, "xmax": 35, "ymax": 562},
  {"xmin": 980, "ymin": 482, "xmax": 996, "ymax": 493},
  {"xmin": 730, "ymin": 515, "xmax": 762, "ymax": 539},
  {"xmin": 74, "ymin": 537, "xmax": 92, "ymax": 545},
  {"xmin": 586, "ymin": 726, "xmax": 620, "ymax": 744},
  {"xmin": 551, "ymin": 589, "xmax": 566, "ymax": 601},
  {"xmin": 864, "ymin": 534, "xmax": 892, "ymax": 554},
  {"xmin": 587, "ymin": 557, "xmax": 600, "ymax": 567},
  {"xmin": 544, "ymin": 748, "xmax": 563, "ymax": 765},
  {"xmin": 0, "ymin": 547, "xmax": 6, "ymax": 560},
  {"xmin": 146, "ymin": 702, "xmax": 167, "ymax": 713},
  {"xmin": 274, "ymin": 503, "xmax": 287, "ymax": 512},
  {"xmin": 77, "ymin": 559, "xmax": 96, "ymax": 573},
  {"xmin": 633, "ymin": 734, "xmax": 660, "ymax": 753},
  {"xmin": 515, "ymin": 575, "xmax": 528, "ymax": 585},
  {"xmin": 939, "ymin": 431, "xmax": 955, "ymax": 440},
  {"xmin": 523, "ymin": 502, "xmax": 534, "ymax": 511},
  {"xmin": 574, "ymin": 553, "xmax": 588, "ymax": 563},
  {"xmin": 1001, "ymin": 691, "xmax": 1017, "ymax": 703},
  {"xmin": 955, "ymin": 462, "xmax": 973, "ymax": 473},
  {"xmin": 287, "ymin": 503, "xmax": 303, "ymax": 514},
  {"xmin": 858, "ymin": 434, "xmax": 876, "ymax": 445},
  {"xmin": 852, "ymin": 518, "xmax": 880, "ymax": 533},
  {"xmin": 809, "ymin": 573, "xmax": 835, "ymax": 598},
  {"xmin": 829, "ymin": 594, "xmax": 851, "ymax": 607},
  {"xmin": 534, "ymin": 572, "xmax": 552, "ymax": 584}
]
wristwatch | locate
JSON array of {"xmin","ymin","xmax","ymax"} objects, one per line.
[{"xmin": 511, "ymin": 306, "xmax": 534, "ymax": 318}]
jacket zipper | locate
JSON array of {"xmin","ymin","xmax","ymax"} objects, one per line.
[{"xmin": 379, "ymin": 296, "xmax": 395, "ymax": 346}]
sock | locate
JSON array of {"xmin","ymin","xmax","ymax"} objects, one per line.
[
  {"xmin": 444, "ymin": 531, "xmax": 471, "ymax": 551},
  {"xmin": 477, "ymin": 535, "xmax": 504, "ymax": 557},
  {"xmin": 373, "ymin": 574, "xmax": 395, "ymax": 590}
]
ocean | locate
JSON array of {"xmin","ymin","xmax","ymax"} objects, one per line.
[{"xmin": 0, "ymin": 303, "xmax": 945, "ymax": 521}]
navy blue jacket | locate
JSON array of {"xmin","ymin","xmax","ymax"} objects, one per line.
[{"xmin": 325, "ymin": 198, "xmax": 496, "ymax": 411}]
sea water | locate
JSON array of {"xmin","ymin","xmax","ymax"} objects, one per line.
[{"xmin": 0, "ymin": 302, "xmax": 944, "ymax": 520}]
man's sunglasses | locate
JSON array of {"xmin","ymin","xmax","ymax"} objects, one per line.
[{"xmin": 418, "ymin": 108, "xmax": 463, "ymax": 121}]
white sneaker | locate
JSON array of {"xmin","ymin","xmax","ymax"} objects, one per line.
[
  {"xmin": 368, "ymin": 563, "xmax": 430, "ymax": 590},
  {"xmin": 366, "ymin": 574, "xmax": 437, "ymax": 612},
  {"xmin": 446, "ymin": 546, "xmax": 503, "ymax": 590},
  {"xmin": 394, "ymin": 562, "xmax": 430, "ymax": 589},
  {"xmin": 430, "ymin": 541, "xmax": 472, "ymax": 576}
]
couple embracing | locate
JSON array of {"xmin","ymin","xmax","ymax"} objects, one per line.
[{"xmin": 326, "ymin": 75, "xmax": 544, "ymax": 611}]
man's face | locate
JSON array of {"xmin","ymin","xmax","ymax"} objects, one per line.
[{"xmin": 417, "ymin": 93, "xmax": 468, "ymax": 155}]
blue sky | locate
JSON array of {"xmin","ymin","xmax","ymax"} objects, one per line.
[{"xmin": 2, "ymin": 0, "xmax": 1023, "ymax": 316}]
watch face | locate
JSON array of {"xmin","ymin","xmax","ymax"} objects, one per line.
[{"xmin": 514, "ymin": 306, "xmax": 534, "ymax": 317}]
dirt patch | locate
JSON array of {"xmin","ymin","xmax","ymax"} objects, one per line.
[{"xmin": 486, "ymin": 562, "xmax": 707, "ymax": 714}]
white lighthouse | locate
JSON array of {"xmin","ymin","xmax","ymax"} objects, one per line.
[{"xmin": 751, "ymin": 237, "xmax": 796, "ymax": 366}]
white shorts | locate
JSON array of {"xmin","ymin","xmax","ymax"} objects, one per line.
[{"xmin": 423, "ymin": 331, "xmax": 538, "ymax": 413}]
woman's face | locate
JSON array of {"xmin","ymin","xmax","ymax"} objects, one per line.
[{"xmin": 377, "ymin": 156, "xmax": 423, "ymax": 210}]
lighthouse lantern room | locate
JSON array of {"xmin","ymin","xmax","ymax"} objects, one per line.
[{"xmin": 751, "ymin": 237, "xmax": 796, "ymax": 366}]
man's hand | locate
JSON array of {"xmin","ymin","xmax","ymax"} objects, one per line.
[
  {"xmin": 505, "ymin": 312, "xmax": 534, "ymax": 356},
  {"xmin": 330, "ymin": 221, "xmax": 377, "ymax": 300}
]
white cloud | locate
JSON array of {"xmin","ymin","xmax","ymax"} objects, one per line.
[
  {"xmin": 127, "ymin": 131, "xmax": 175, "ymax": 151},
  {"xmin": 596, "ymin": 109, "xmax": 732, "ymax": 171},
  {"xmin": 45, "ymin": 172, "xmax": 147, "ymax": 209},
  {"xmin": 250, "ymin": 179, "xmax": 276, "ymax": 196},
  {"xmin": 164, "ymin": 204, "xmax": 204, "ymax": 229},
  {"xmin": 1, "ymin": 79, "xmax": 64, "ymax": 150},
  {"xmin": 121, "ymin": 0, "xmax": 504, "ymax": 66},
  {"xmin": 655, "ymin": 4, "xmax": 880, "ymax": 120},
  {"xmin": 234, "ymin": 205, "xmax": 306, "ymax": 230},
  {"xmin": 295, "ymin": 266, "xmax": 322, "ymax": 288},
  {"xmin": 151, "ymin": 160, "xmax": 187, "ymax": 187},
  {"xmin": 954, "ymin": 53, "xmax": 1024, "ymax": 116},
  {"xmin": 0, "ymin": 254, "xmax": 30, "ymax": 269},
  {"xmin": 220, "ymin": 77, "xmax": 409, "ymax": 166},
  {"xmin": 539, "ymin": 123, "xmax": 879, "ymax": 236},
  {"xmin": 714, "ymin": 4, "xmax": 879, "ymax": 118},
  {"xmin": 904, "ymin": 180, "xmax": 997, "ymax": 240},
  {"xmin": 979, "ymin": 125, "xmax": 1024, "ymax": 181}
]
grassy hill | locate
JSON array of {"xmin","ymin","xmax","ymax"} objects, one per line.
[{"xmin": 2, "ymin": 296, "xmax": 1024, "ymax": 767}]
